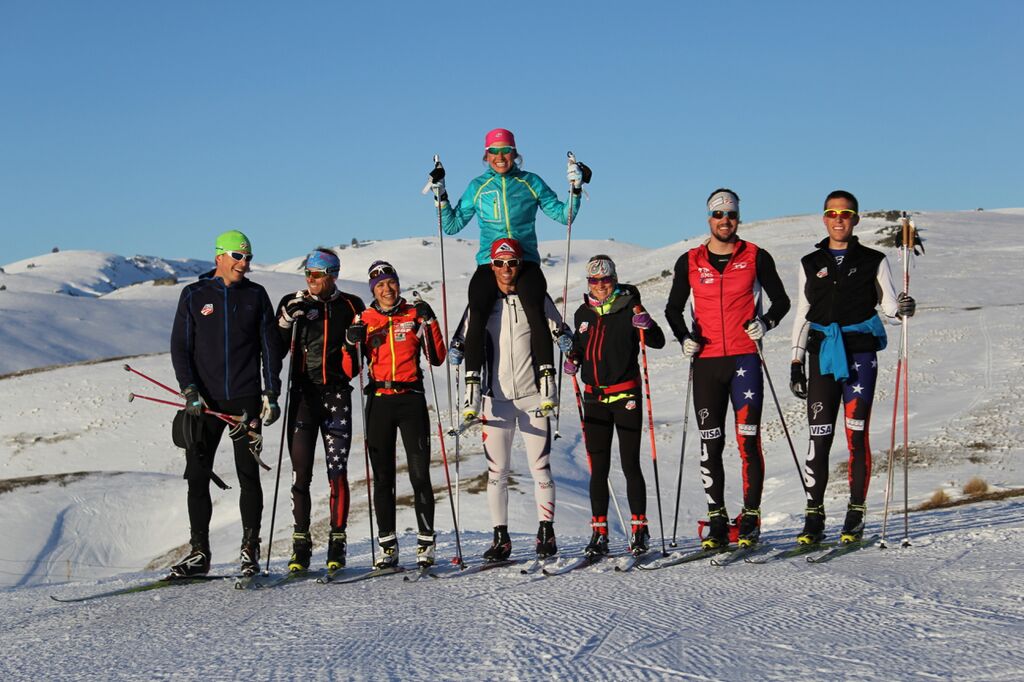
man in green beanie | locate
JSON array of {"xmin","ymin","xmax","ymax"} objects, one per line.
[{"xmin": 169, "ymin": 229, "xmax": 283, "ymax": 577}]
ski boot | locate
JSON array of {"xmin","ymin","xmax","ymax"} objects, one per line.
[
  {"xmin": 239, "ymin": 528, "xmax": 261, "ymax": 577},
  {"xmin": 538, "ymin": 364, "xmax": 558, "ymax": 416},
  {"xmin": 629, "ymin": 514, "xmax": 650, "ymax": 555},
  {"xmin": 584, "ymin": 516, "xmax": 610, "ymax": 558},
  {"xmin": 170, "ymin": 530, "xmax": 211, "ymax": 578},
  {"xmin": 416, "ymin": 532, "xmax": 436, "ymax": 568},
  {"xmin": 462, "ymin": 372, "xmax": 482, "ymax": 423},
  {"xmin": 701, "ymin": 507, "xmax": 730, "ymax": 550},
  {"xmin": 797, "ymin": 505, "xmax": 826, "ymax": 545},
  {"xmin": 326, "ymin": 530, "xmax": 347, "ymax": 571},
  {"xmin": 840, "ymin": 503, "xmax": 866, "ymax": 544},
  {"xmin": 483, "ymin": 525, "xmax": 512, "ymax": 563},
  {"xmin": 737, "ymin": 507, "xmax": 761, "ymax": 548},
  {"xmin": 374, "ymin": 533, "xmax": 399, "ymax": 569},
  {"xmin": 536, "ymin": 521, "xmax": 557, "ymax": 559},
  {"xmin": 288, "ymin": 531, "xmax": 312, "ymax": 573}
]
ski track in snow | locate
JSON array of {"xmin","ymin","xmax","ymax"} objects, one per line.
[{"xmin": 2, "ymin": 211, "xmax": 1024, "ymax": 679}]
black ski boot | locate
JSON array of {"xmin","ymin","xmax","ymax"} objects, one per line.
[
  {"xmin": 585, "ymin": 516, "xmax": 609, "ymax": 558},
  {"xmin": 701, "ymin": 507, "xmax": 730, "ymax": 550},
  {"xmin": 840, "ymin": 503, "xmax": 866, "ymax": 544},
  {"xmin": 288, "ymin": 531, "xmax": 312, "ymax": 573},
  {"xmin": 797, "ymin": 505, "xmax": 826, "ymax": 545},
  {"xmin": 240, "ymin": 528, "xmax": 261, "ymax": 577},
  {"xmin": 536, "ymin": 521, "xmax": 557, "ymax": 559},
  {"xmin": 374, "ymin": 533, "xmax": 399, "ymax": 569},
  {"xmin": 483, "ymin": 525, "xmax": 512, "ymax": 563},
  {"xmin": 737, "ymin": 507, "xmax": 761, "ymax": 548},
  {"xmin": 326, "ymin": 530, "xmax": 347, "ymax": 571},
  {"xmin": 170, "ymin": 530, "xmax": 211, "ymax": 578},
  {"xmin": 629, "ymin": 514, "xmax": 650, "ymax": 555},
  {"xmin": 416, "ymin": 532, "xmax": 436, "ymax": 567}
]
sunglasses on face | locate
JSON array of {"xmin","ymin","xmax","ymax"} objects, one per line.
[
  {"xmin": 708, "ymin": 210, "xmax": 739, "ymax": 220},
  {"xmin": 222, "ymin": 251, "xmax": 253, "ymax": 262},
  {"xmin": 587, "ymin": 276, "xmax": 615, "ymax": 286},
  {"xmin": 305, "ymin": 270, "xmax": 330, "ymax": 280},
  {"xmin": 491, "ymin": 258, "xmax": 521, "ymax": 269},
  {"xmin": 823, "ymin": 209, "xmax": 858, "ymax": 219},
  {"xmin": 369, "ymin": 264, "xmax": 397, "ymax": 279},
  {"xmin": 486, "ymin": 146, "xmax": 515, "ymax": 155}
]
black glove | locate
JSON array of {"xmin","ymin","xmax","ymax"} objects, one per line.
[
  {"xmin": 414, "ymin": 300, "xmax": 436, "ymax": 322},
  {"xmin": 345, "ymin": 322, "xmax": 366, "ymax": 346},
  {"xmin": 429, "ymin": 165, "xmax": 447, "ymax": 202},
  {"xmin": 578, "ymin": 161, "xmax": 592, "ymax": 184},
  {"xmin": 182, "ymin": 385, "xmax": 204, "ymax": 416},
  {"xmin": 790, "ymin": 363, "xmax": 808, "ymax": 400},
  {"xmin": 261, "ymin": 390, "xmax": 280, "ymax": 426},
  {"xmin": 897, "ymin": 292, "xmax": 916, "ymax": 318},
  {"xmin": 279, "ymin": 294, "xmax": 308, "ymax": 328}
]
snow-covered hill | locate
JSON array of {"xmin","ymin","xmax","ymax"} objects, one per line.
[{"xmin": 1, "ymin": 210, "xmax": 1023, "ymax": 680}]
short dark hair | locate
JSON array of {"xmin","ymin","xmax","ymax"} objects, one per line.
[
  {"xmin": 706, "ymin": 187, "xmax": 739, "ymax": 204},
  {"xmin": 824, "ymin": 190, "xmax": 858, "ymax": 212}
]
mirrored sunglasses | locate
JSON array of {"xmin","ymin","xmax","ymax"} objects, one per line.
[
  {"xmin": 369, "ymin": 264, "xmax": 397, "ymax": 279},
  {"xmin": 305, "ymin": 270, "xmax": 331, "ymax": 280},
  {"xmin": 587, "ymin": 276, "xmax": 615, "ymax": 286},
  {"xmin": 485, "ymin": 146, "xmax": 515, "ymax": 155},
  {"xmin": 223, "ymin": 251, "xmax": 253, "ymax": 262},
  {"xmin": 491, "ymin": 258, "xmax": 522, "ymax": 269},
  {"xmin": 708, "ymin": 210, "xmax": 739, "ymax": 220}
]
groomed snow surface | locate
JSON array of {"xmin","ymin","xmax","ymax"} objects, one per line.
[{"xmin": 1, "ymin": 210, "xmax": 1022, "ymax": 680}]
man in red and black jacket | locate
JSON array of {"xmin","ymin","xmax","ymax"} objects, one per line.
[
  {"xmin": 275, "ymin": 247, "xmax": 365, "ymax": 573},
  {"xmin": 664, "ymin": 188, "xmax": 790, "ymax": 550}
]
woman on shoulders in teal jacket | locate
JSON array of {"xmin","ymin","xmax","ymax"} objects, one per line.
[{"xmin": 430, "ymin": 127, "xmax": 589, "ymax": 422}]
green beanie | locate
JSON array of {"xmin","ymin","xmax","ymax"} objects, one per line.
[{"xmin": 215, "ymin": 230, "xmax": 252, "ymax": 255}]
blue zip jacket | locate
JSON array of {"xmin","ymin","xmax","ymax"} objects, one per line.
[
  {"xmin": 171, "ymin": 270, "xmax": 283, "ymax": 401},
  {"xmin": 441, "ymin": 167, "xmax": 581, "ymax": 265}
]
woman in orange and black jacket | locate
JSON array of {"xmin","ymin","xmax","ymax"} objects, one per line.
[{"xmin": 346, "ymin": 260, "xmax": 446, "ymax": 570}]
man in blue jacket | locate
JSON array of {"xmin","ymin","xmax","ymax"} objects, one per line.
[{"xmin": 169, "ymin": 229, "xmax": 282, "ymax": 577}]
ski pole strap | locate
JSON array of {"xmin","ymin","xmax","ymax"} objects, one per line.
[
  {"xmin": 810, "ymin": 315, "xmax": 886, "ymax": 381},
  {"xmin": 583, "ymin": 377, "xmax": 641, "ymax": 399}
]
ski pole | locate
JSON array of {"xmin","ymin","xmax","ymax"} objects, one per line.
[
  {"xmin": 755, "ymin": 341, "xmax": 806, "ymax": 489},
  {"xmin": 124, "ymin": 364, "xmax": 181, "ymax": 397},
  {"xmin": 900, "ymin": 216, "xmax": 915, "ymax": 548},
  {"xmin": 635, "ymin": 306, "xmax": 668, "ymax": 556},
  {"xmin": 571, "ymin": 374, "xmax": 627, "ymax": 538},
  {"xmin": 880, "ymin": 332, "xmax": 904, "ymax": 549},
  {"xmin": 127, "ymin": 392, "xmax": 270, "ymax": 471},
  {"xmin": 263, "ymin": 319, "xmax": 300, "ymax": 574},
  {"xmin": 670, "ymin": 359, "xmax": 693, "ymax": 547},
  {"xmin": 453, "ymin": 364, "xmax": 461, "ymax": 524},
  {"xmin": 354, "ymin": 339, "xmax": 377, "ymax": 564},
  {"xmin": 423, "ymin": 155, "xmax": 455, "ymax": 433},
  {"xmin": 413, "ymin": 293, "xmax": 464, "ymax": 567},
  {"xmin": 554, "ymin": 151, "xmax": 579, "ymax": 439}
]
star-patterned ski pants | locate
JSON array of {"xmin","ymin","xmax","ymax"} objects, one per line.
[
  {"xmin": 692, "ymin": 353, "xmax": 764, "ymax": 513},
  {"xmin": 366, "ymin": 392, "xmax": 435, "ymax": 537},
  {"xmin": 803, "ymin": 351, "xmax": 878, "ymax": 508},
  {"xmin": 288, "ymin": 378, "xmax": 353, "ymax": 533}
]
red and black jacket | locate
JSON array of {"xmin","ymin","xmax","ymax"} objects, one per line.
[
  {"xmin": 360, "ymin": 299, "xmax": 446, "ymax": 395},
  {"xmin": 276, "ymin": 290, "xmax": 365, "ymax": 387},
  {"xmin": 571, "ymin": 284, "xmax": 665, "ymax": 399},
  {"xmin": 664, "ymin": 239, "xmax": 789, "ymax": 358}
]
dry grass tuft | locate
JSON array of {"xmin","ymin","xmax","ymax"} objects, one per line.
[
  {"xmin": 918, "ymin": 488, "xmax": 951, "ymax": 510},
  {"xmin": 963, "ymin": 477, "xmax": 989, "ymax": 496}
]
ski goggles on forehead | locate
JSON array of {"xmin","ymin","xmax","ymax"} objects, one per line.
[
  {"xmin": 221, "ymin": 250, "xmax": 253, "ymax": 262},
  {"xmin": 823, "ymin": 209, "xmax": 858, "ymax": 219},
  {"xmin": 485, "ymin": 146, "xmax": 515, "ymax": 155},
  {"xmin": 368, "ymin": 263, "xmax": 397, "ymax": 279},
  {"xmin": 491, "ymin": 258, "xmax": 521, "ymax": 269},
  {"xmin": 708, "ymin": 210, "xmax": 739, "ymax": 220}
]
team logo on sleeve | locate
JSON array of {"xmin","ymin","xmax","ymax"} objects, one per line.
[{"xmin": 201, "ymin": 304, "xmax": 214, "ymax": 316}]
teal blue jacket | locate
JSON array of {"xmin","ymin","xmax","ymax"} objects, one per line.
[{"xmin": 441, "ymin": 167, "xmax": 581, "ymax": 265}]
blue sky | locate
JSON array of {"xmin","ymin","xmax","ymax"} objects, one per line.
[{"xmin": 2, "ymin": 1, "xmax": 1021, "ymax": 265}]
